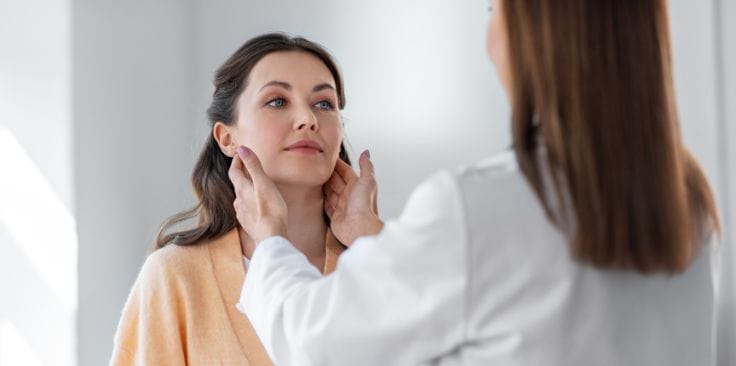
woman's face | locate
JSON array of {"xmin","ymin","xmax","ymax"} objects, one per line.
[
  {"xmin": 487, "ymin": 0, "xmax": 511, "ymax": 98},
  {"xmin": 233, "ymin": 51, "xmax": 343, "ymax": 187}
]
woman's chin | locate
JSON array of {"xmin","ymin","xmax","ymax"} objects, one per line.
[{"xmin": 270, "ymin": 171, "xmax": 331, "ymax": 189}]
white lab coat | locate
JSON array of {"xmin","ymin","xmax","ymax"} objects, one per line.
[{"xmin": 238, "ymin": 150, "xmax": 719, "ymax": 366}]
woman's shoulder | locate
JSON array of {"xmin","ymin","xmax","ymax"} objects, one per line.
[
  {"xmin": 114, "ymin": 238, "xmax": 231, "ymax": 364},
  {"xmin": 139, "ymin": 230, "xmax": 241, "ymax": 282},
  {"xmin": 147, "ymin": 241, "xmax": 209, "ymax": 271},
  {"xmin": 134, "ymin": 240, "xmax": 217, "ymax": 289}
]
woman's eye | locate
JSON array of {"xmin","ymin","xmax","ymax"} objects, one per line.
[
  {"xmin": 267, "ymin": 98, "xmax": 286, "ymax": 108},
  {"xmin": 315, "ymin": 101, "xmax": 333, "ymax": 110}
]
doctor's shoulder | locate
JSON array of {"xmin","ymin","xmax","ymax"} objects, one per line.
[
  {"xmin": 455, "ymin": 149, "xmax": 520, "ymax": 180},
  {"xmin": 405, "ymin": 149, "xmax": 530, "ymax": 210},
  {"xmin": 450, "ymin": 149, "xmax": 533, "ymax": 207},
  {"xmin": 401, "ymin": 149, "xmax": 535, "ymax": 228}
]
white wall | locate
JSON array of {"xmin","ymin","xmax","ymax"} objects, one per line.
[
  {"xmin": 669, "ymin": 1, "xmax": 735, "ymax": 362},
  {"xmin": 715, "ymin": 0, "xmax": 736, "ymax": 364},
  {"xmin": 0, "ymin": 0, "xmax": 75, "ymax": 365},
  {"xmin": 669, "ymin": 1, "xmax": 736, "ymax": 364},
  {"xmin": 73, "ymin": 0, "xmax": 197, "ymax": 365},
  {"xmin": 670, "ymin": 1, "xmax": 721, "ymax": 185}
]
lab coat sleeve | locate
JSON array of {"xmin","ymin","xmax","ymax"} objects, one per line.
[{"xmin": 238, "ymin": 170, "xmax": 469, "ymax": 366}]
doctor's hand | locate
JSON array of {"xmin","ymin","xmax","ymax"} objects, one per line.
[
  {"xmin": 228, "ymin": 146, "xmax": 288, "ymax": 244},
  {"xmin": 324, "ymin": 150, "xmax": 383, "ymax": 246}
]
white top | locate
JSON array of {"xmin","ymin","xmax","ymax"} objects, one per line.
[{"xmin": 238, "ymin": 151, "xmax": 719, "ymax": 366}]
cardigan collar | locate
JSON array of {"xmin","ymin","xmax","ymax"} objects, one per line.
[{"xmin": 208, "ymin": 228, "xmax": 345, "ymax": 365}]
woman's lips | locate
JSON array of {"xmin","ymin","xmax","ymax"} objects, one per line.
[{"xmin": 285, "ymin": 140, "xmax": 323, "ymax": 154}]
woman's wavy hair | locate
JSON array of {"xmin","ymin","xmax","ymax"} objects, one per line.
[
  {"xmin": 154, "ymin": 33, "xmax": 351, "ymax": 250},
  {"xmin": 503, "ymin": 0, "xmax": 720, "ymax": 273}
]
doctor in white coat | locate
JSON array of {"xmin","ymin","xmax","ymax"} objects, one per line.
[{"xmin": 229, "ymin": 0, "xmax": 722, "ymax": 365}]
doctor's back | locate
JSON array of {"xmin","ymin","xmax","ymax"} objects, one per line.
[
  {"xmin": 442, "ymin": 0, "xmax": 721, "ymax": 363},
  {"xmin": 450, "ymin": 1, "xmax": 721, "ymax": 363},
  {"xmin": 441, "ymin": 150, "xmax": 718, "ymax": 365}
]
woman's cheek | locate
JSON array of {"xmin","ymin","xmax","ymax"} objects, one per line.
[{"xmin": 325, "ymin": 124, "xmax": 343, "ymax": 160}]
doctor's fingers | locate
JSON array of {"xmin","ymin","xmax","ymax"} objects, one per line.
[
  {"xmin": 357, "ymin": 151, "xmax": 378, "ymax": 202},
  {"xmin": 334, "ymin": 158, "xmax": 358, "ymax": 183},
  {"xmin": 237, "ymin": 146, "xmax": 275, "ymax": 190},
  {"xmin": 358, "ymin": 150, "xmax": 375, "ymax": 180},
  {"xmin": 324, "ymin": 200, "xmax": 335, "ymax": 218},
  {"xmin": 355, "ymin": 151, "xmax": 379, "ymax": 214},
  {"xmin": 228, "ymin": 153, "xmax": 253, "ymax": 189},
  {"xmin": 326, "ymin": 171, "xmax": 347, "ymax": 194},
  {"xmin": 228, "ymin": 154, "xmax": 259, "ymax": 216},
  {"xmin": 324, "ymin": 185, "xmax": 340, "ymax": 211},
  {"xmin": 324, "ymin": 189, "xmax": 340, "ymax": 219}
]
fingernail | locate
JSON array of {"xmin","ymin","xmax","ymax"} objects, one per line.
[
  {"xmin": 365, "ymin": 150, "xmax": 371, "ymax": 159},
  {"xmin": 237, "ymin": 146, "xmax": 251, "ymax": 159}
]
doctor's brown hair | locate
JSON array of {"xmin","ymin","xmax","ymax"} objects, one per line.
[
  {"xmin": 154, "ymin": 33, "xmax": 350, "ymax": 250},
  {"xmin": 503, "ymin": 0, "xmax": 720, "ymax": 273}
]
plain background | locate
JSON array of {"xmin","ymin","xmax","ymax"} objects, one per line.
[{"xmin": 0, "ymin": 0, "xmax": 733, "ymax": 365}]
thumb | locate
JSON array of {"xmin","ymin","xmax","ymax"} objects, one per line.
[
  {"xmin": 237, "ymin": 146, "xmax": 269, "ymax": 187},
  {"xmin": 358, "ymin": 149, "xmax": 375, "ymax": 180}
]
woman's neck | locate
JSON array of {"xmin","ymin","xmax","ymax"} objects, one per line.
[{"xmin": 239, "ymin": 184, "xmax": 327, "ymax": 271}]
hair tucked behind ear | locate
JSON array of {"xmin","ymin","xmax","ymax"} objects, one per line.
[{"xmin": 154, "ymin": 33, "xmax": 351, "ymax": 250}]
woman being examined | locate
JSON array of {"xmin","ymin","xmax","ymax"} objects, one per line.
[
  {"xmin": 110, "ymin": 33, "xmax": 353, "ymax": 365},
  {"xmin": 232, "ymin": 1, "xmax": 721, "ymax": 365}
]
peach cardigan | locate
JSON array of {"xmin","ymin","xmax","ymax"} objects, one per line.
[{"xmin": 110, "ymin": 228, "xmax": 344, "ymax": 365}]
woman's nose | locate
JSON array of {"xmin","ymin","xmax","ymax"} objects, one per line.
[{"xmin": 294, "ymin": 109, "xmax": 319, "ymax": 132}]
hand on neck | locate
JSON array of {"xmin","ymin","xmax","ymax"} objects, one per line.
[{"xmin": 239, "ymin": 183, "xmax": 327, "ymax": 271}]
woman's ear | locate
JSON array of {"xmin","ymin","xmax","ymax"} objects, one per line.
[{"xmin": 213, "ymin": 122, "xmax": 239, "ymax": 157}]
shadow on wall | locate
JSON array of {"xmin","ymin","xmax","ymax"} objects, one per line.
[{"xmin": 0, "ymin": 126, "xmax": 76, "ymax": 366}]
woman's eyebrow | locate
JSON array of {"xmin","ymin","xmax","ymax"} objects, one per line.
[
  {"xmin": 259, "ymin": 80, "xmax": 291, "ymax": 92},
  {"xmin": 312, "ymin": 83, "xmax": 336, "ymax": 93}
]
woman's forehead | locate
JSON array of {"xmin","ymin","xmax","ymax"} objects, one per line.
[{"xmin": 248, "ymin": 51, "xmax": 336, "ymax": 91}]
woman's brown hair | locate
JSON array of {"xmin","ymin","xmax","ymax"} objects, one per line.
[
  {"xmin": 503, "ymin": 0, "xmax": 720, "ymax": 273},
  {"xmin": 154, "ymin": 33, "xmax": 351, "ymax": 250}
]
